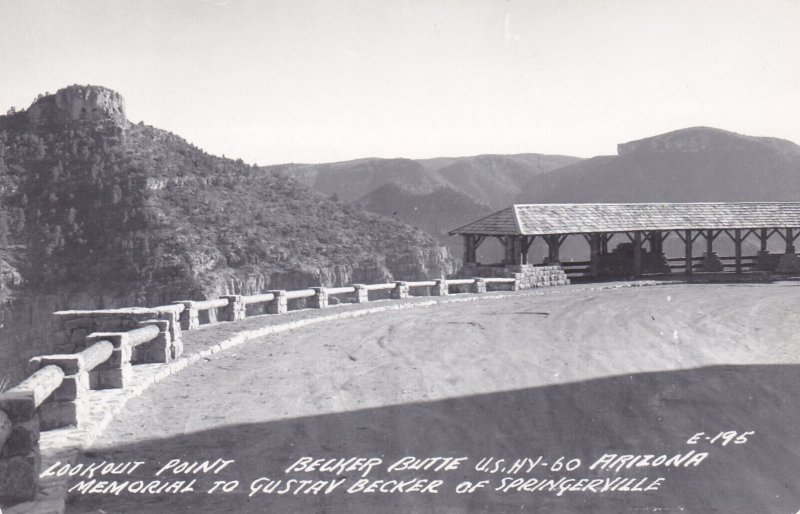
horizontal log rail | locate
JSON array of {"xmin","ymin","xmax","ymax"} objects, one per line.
[
  {"xmin": 242, "ymin": 292, "xmax": 276, "ymax": 305},
  {"xmin": 407, "ymin": 281, "xmax": 437, "ymax": 288},
  {"xmin": 123, "ymin": 325, "xmax": 161, "ymax": 348},
  {"xmin": 5, "ymin": 365, "xmax": 65, "ymax": 410},
  {"xmin": 153, "ymin": 303, "xmax": 186, "ymax": 314},
  {"xmin": 284, "ymin": 289, "xmax": 316, "ymax": 300},
  {"xmin": 446, "ymin": 279, "xmax": 476, "ymax": 286},
  {"xmin": 190, "ymin": 298, "xmax": 230, "ymax": 310},
  {"xmin": 363, "ymin": 283, "xmax": 398, "ymax": 291},
  {"xmin": 326, "ymin": 286, "xmax": 357, "ymax": 295},
  {"xmin": 80, "ymin": 340, "xmax": 115, "ymax": 371}
]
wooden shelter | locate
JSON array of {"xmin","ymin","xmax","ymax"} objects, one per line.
[{"xmin": 449, "ymin": 203, "xmax": 800, "ymax": 278}]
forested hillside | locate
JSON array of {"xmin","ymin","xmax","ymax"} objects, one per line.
[{"xmin": 0, "ymin": 85, "xmax": 453, "ymax": 383}]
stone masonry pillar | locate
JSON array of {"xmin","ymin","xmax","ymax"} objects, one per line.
[
  {"xmin": 391, "ymin": 281, "xmax": 409, "ymax": 300},
  {"xmin": 84, "ymin": 332, "xmax": 133, "ymax": 390},
  {"xmin": 173, "ymin": 301, "xmax": 199, "ymax": 330},
  {"xmin": 220, "ymin": 295, "xmax": 246, "ymax": 322},
  {"xmin": 309, "ymin": 288, "xmax": 329, "ymax": 309},
  {"xmin": 267, "ymin": 290, "xmax": 288, "ymax": 314},
  {"xmin": 0, "ymin": 391, "xmax": 41, "ymax": 504},
  {"xmin": 431, "ymin": 279, "xmax": 448, "ymax": 296}
]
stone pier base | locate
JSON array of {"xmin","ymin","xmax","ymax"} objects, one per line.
[
  {"xmin": 0, "ymin": 391, "xmax": 40, "ymax": 505},
  {"xmin": 776, "ymin": 252, "xmax": 800, "ymax": 273},
  {"xmin": 702, "ymin": 252, "xmax": 724, "ymax": 272},
  {"xmin": 454, "ymin": 264, "xmax": 569, "ymax": 289}
]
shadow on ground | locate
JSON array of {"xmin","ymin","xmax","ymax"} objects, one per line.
[{"xmin": 66, "ymin": 364, "xmax": 800, "ymax": 514}]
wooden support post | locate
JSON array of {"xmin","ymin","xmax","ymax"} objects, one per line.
[
  {"xmin": 734, "ymin": 229, "xmax": 742, "ymax": 274},
  {"xmin": 589, "ymin": 234, "xmax": 601, "ymax": 278},
  {"xmin": 546, "ymin": 235, "xmax": 561, "ymax": 264},
  {"xmin": 521, "ymin": 235, "xmax": 536, "ymax": 265},
  {"xmin": 633, "ymin": 232, "xmax": 643, "ymax": 278},
  {"xmin": 760, "ymin": 228, "xmax": 768, "ymax": 252},
  {"xmin": 685, "ymin": 230, "xmax": 693, "ymax": 274},
  {"xmin": 787, "ymin": 228, "xmax": 795, "ymax": 254},
  {"xmin": 706, "ymin": 229, "xmax": 714, "ymax": 255},
  {"xmin": 463, "ymin": 235, "xmax": 475, "ymax": 265},
  {"xmin": 503, "ymin": 236, "xmax": 515, "ymax": 265},
  {"xmin": 601, "ymin": 234, "xmax": 609, "ymax": 255},
  {"xmin": 649, "ymin": 231, "xmax": 658, "ymax": 254},
  {"xmin": 513, "ymin": 236, "xmax": 525, "ymax": 265}
]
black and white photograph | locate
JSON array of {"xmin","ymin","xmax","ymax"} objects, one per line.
[{"xmin": 1, "ymin": 1, "xmax": 799, "ymax": 512}]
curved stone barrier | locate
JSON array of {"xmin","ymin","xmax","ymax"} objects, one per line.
[{"xmin": 1, "ymin": 266, "xmax": 578, "ymax": 508}]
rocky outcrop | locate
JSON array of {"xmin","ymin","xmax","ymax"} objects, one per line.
[{"xmin": 26, "ymin": 85, "xmax": 126, "ymax": 127}]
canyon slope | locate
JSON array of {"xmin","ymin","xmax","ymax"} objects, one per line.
[{"xmin": 0, "ymin": 85, "xmax": 454, "ymax": 382}]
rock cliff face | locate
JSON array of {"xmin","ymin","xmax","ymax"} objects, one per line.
[
  {"xmin": 0, "ymin": 85, "xmax": 455, "ymax": 384},
  {"xmin": 26, "ymin": 85, "xmax": 126, "ymax": 127}
]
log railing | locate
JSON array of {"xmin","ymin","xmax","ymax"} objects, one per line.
[
  {"xmin": 0, "ymin": 317, "xmax": 166, "ymax": 504},
  {"xmin": 0, "ymin": 271, "xmax": 546, "ymax": 505}
]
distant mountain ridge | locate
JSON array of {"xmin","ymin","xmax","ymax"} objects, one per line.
[
  {"xmin": 268, "ymin": 153, "xmax": 582, "ymax": 255},
  {"xmin": 519, "ymin": 127, "xmax": 800, "ymax": 204}
]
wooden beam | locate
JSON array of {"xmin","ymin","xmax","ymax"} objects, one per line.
[
  {"xmin": 759, "ymin": 228, "xmax": 768, "ymax": 252},
  {"xmin": 463, "ymin": 235, "xmax": 476, "ymax": 264},
  {"xmin": 633, "ymin": 232, "xmax": 643, "ymax": 278},
  {"xmin": 590, "ymin": 233, "xmax": 601, "ymax": 278},
  {"xmin": 684, "ymin": 229, "xmax": 693, "ymax": 275},
  {"xmin": 722, "ymin": 229, "xmax": 736, "ymax": 242},
  {"xmin": 524, "ymin": 235, "xmax": 537, "ymax": 252},
  {"xmin": 546, "ymin": 235, "xmax": 562, "ymax": 264},
  {"xmin": 503, "ymin": 236, "xmax": 515, "ymax": 265},
  {"xmin": 734, "ymin": 228, "xmax": 742, "ymax": 274}
]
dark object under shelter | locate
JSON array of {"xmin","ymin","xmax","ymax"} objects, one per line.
[{"xmin": 449, "ymin": 202, "xmax": 800, "ymax": 279}]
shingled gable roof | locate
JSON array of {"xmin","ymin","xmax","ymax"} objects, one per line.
[{"xmin": 448, "ymin": 202, "xmax": 800, "ymax": 236}]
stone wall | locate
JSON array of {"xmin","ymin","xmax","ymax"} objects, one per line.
[{"xmin": 454, "ymin": 264, "xmax": 570, "ymax": 289}]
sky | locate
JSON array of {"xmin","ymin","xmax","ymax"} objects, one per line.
[{"xmin": 2, "ymin": 0, "xmax": 800, "ymax": 165}]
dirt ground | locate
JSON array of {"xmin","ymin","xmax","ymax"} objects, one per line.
[{"xmin": 65, "ymin": 282, "xmax": 800, "ymax": 513}]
